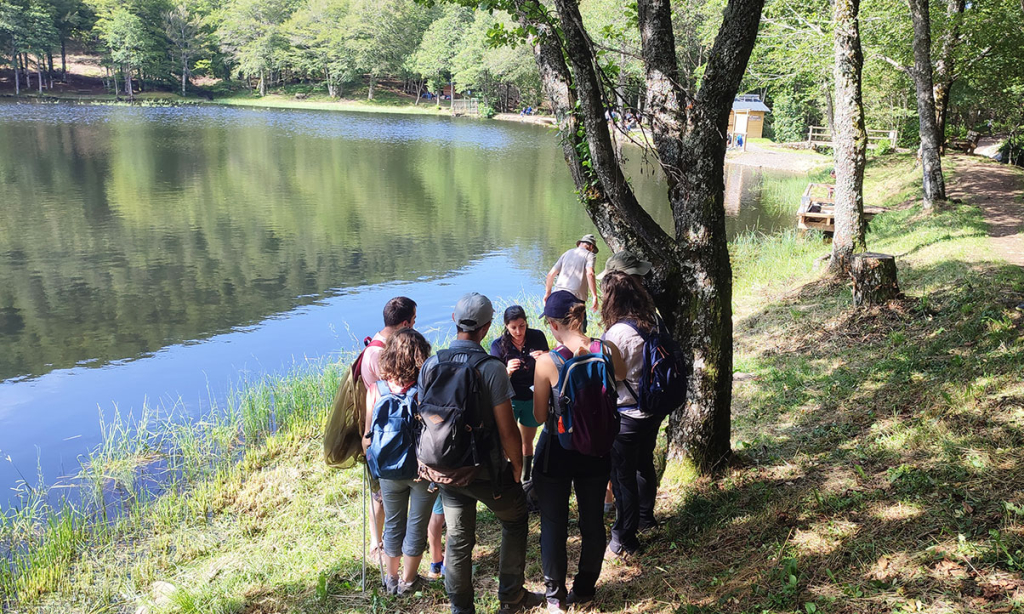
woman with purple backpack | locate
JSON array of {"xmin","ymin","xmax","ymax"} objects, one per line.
[
  {"xmin": 531, "ymin": 291, "xmax": 626, "ymax": 613},
  {"xmin": 600, "ymin": 270, "xmax": 663, "ymax": 563}
]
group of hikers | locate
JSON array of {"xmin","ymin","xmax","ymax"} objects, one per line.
[{"xmin": 328, "ymin": 233, "xmax": 689, "ymax": 614}]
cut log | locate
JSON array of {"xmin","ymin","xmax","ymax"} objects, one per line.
[{"xmin": 851, "ymin": 252, "xmax": 900, "ymax": 305}]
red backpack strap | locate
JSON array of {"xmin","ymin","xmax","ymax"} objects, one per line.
[{"xmin": 352, "ymin": 337, "xmax": 386, "ymax": 375}]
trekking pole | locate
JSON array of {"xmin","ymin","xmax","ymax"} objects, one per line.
[{"xmin": 361, "ymin": 465, "xmax": 367, "ymax": 594}]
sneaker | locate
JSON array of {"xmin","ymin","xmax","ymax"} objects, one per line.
[
  {"xmin": 396, "ymin": 575, "xmax": 425, "ymax": 596},
  {"xmin": 498, "ymin": 590, "xmax": 545, "ymax": 614},
  {"xmin": 566, "ymin": 590, "xmax": 593, "ymax": 606},
  {"xmin": 428, "ymin": 561, "xmax": 445, "ymax": 579},
  {"xmin": 637, "ymin": 520, "xmax": 661, "ymax": 536},
  {"xmin": 383, "ymin": 574, "xmax": 399, "ymax": 595},
  {"xmin": 604, "ymin": 545, "xmax": 640, "ymax": 567},
  {"xmin": 546, "ymin": 598, "xmax": 566, "ymax": 614}
]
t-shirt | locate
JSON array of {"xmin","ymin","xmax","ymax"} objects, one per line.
[
  {"xmin": 360, "ymin": 332, "xmax": 387, "ymax": 389},
  {"xmin": 551, "ymin": 246, "xmax": 596, "ymax": 300},
  {"xmin": 602, "ymin": 322, "xmax": 648, "ymax": 419},
  {"xmin": 489, "ymin": 328, "xmax": 550, "ymax": 400},
  {"xmin": 417, "ymin": 339, "xmax": 515, "ymax": 413}
]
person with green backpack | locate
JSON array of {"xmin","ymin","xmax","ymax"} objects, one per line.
[{"xmin": 364, "ymin": 328, "xmax": 436, "ymax": 595}]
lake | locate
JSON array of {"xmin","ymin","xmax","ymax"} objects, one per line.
[{"xmin": 0, "ymin": 101, "xmax": 797, "ymax": 502}]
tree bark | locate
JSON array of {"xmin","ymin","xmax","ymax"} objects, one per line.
[
  {"xmin": 932, "ymin": 0, "xmax": 965, "ymax": 152},
  {"xmin": 61, "ymin": 38, "xmax": 66, "ymax": 82},
  {"xmin": 851, "ymin": 253, "xmax": 900, "ymax": 305},
  {"xmin": 908, "ymin": 0, "xmax": 946, "ymax": 208},
  {"xmin": 822, "ymin": 80, "xmax": 836, "ymax": 137},
  {"xmin": 12, "ymin": 41, "xmax": 19, "ymax": 95},
  {"xmin": 513, "ymin": 0, "xmax": 764, "ymax": 471},
  {"xmin": 830, "ymin": 0, "xmax": 868, "ymax": 275},
  {"xmin": 125, "ymin": 63, "xmax": 134, "ymax": 100},
  {"xmin": 367, "ymin": 74, "xmax": 375, "ymax": 100}
]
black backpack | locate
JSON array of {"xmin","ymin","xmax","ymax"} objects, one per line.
[
  {"xmin": 415, "ymin": 350, "xmax": 498, "ymax": 487},
  {"xmin": 621, "ymin": 319, "xmax": 690, "ymax": 419}
]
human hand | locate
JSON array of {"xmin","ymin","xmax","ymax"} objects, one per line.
[
  {"xmin": 530, "ymin": 350, "xmax": 544, "ymax": 359},
  {"xmin": 592, "ymin": 297, "xmax": 600, "ymax": 311},
  {"xmin": 507, "ymin": 359, "xmax": 522, "ymax": 373}
]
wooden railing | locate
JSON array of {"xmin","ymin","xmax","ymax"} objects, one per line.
[
  {"xmin": 452, "ymin": 98, "xmax": 480, "ymax": 116},
  {"xmin": 806, "ymin": 126, "xmax": 898, "ymax": 149}
]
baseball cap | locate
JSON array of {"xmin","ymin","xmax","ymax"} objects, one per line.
[
  {"xmin": 597, "ymin": 250, "xmax": 653, "ymax": 280},
  {"xmin": 577, "ymin": 234, "xmax": 599, "ymax": 254},
  {"xmin": 453, "ymin": 292, "xmax": 494, "ymax": 332},
  {"xmin": 543, "ymin": 290, "xmax": 584, "ymax": 319}
]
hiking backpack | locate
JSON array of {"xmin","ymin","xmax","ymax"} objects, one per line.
[
  {"xmin": 323, "ymin": 337, "xmax": 385, "ymax": 468},
  {"xmin": 621, "ymin": 320, "xmax": 689, "ymax": 419},
  {"xmin": 415, "ymin": 350, "xmax": 497, "ymax": 487},
  {"xmin": 366, "ymin": 382, "xmax": 420, "ymax": 481},
  {"xmin": 548, "ymin": 340, "xmax": 620, "ymax": 457}
]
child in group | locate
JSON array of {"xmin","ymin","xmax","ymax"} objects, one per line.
[
  {"xmin": 364, "ymin": 328, "xmax": 436, "ymax": 595},
  {"xmin": 531, "ymin": 291, "xmax": 626, "ymax": 612},
  {"xmin": 489, "ymin": 305, "xmax": 550, "ymax": 482}
]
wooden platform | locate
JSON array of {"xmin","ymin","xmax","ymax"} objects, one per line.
[{"xmin": 797, "ymin": 183, "xmax": 883, "ymax": 233}]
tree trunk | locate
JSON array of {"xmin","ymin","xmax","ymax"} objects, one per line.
[
  {"xmin": 908, "ymin": 0, "xmax": 947, "ymax": 208},
  {"xmin": 933, "ymin": 0, "xmax": 965, "ymax": 152},
  {"xmin": 830, "ymin": 0, "xmax": 868, "ymax": 275},
  {"xmin": 12, "ymin": 41, "xmax": 19, "ymax": 95},
  {"xmin": 450, "ymin": 77, "xmax": 455, "ymax": 111},
  {"xmin": 258, "ymin": 69, "xmax": 266, "ymax": 97},
  {"xmin": 61, "ymin": 38, "xmax": 67, "ymax": 82},
  {"xmin": 512, "ymin": 0, "xmax": 763, "ymax": 472},
  {"xmin": 37, "ymin": 55, "xmax": 43, "ymax": 93},
  {"xmin": 851, "ymin": 253, "xmax": 900, "ymax": 305},
  {"xmin": 125, "ymin": 64, "xmax": 134, "ymax": 100},
  {"xmin": 112, "ymin": 70, "xmax": 118, "ymax": 98},
  {"xmin": 822, "ymin": 80, "xmax": 836, "ymax": 137},
  {"xmin": 367, "ymin": 74, "xmax": 375, "ymax": 100},
  {"xmin": 24, "ymin": 54, "xmax": 31, "ymax": 90}
]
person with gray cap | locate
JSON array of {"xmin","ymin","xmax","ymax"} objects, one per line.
[
  {"xmin": 416, "ymin": 292, "xmax": 543, "ymax": 614},
  {"xmin": 544, "ymin": 234, "xmax": 600, "ymax": 310},
  {"xmin": 596, "ymin": 250, "xmax": 653, "ymax": 282}
]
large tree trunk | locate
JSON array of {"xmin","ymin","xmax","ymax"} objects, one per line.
[
  {"xmin": 908, "ymin": 0, "xmax": 946, "ymax": 208},
  {"xmin": 125, "ymin": 64, "xmax": 134, "ymax": 100},
  {"xmin": 367, "ymin": 74, "xmax": 375, "ymax": 100},
  {"xmin": 830, "ymin": 0, "xmax": 868, "ymax": 275},
  {"xmin": 932, "ymin": 0, "xmax": 965, "ymax": 152},
  {"xmin": 61, "ymin": 38, "xmax": 67, "ymax": 82},
  {"xmin": 37, "ymin": 55, "xmax": 43, "ymax": 93},
  {"xmin": 514, "ymin": 0, "xmax": 763, "ymax": 472}
]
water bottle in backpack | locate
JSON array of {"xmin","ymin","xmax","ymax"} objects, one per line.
[
  {"xmin": 366, "ymin": 381, "xmax": 420, "ymax": 481},
  {"xmin": 548, "ymin": 339, "xmax": 620, "ymax": 456}
]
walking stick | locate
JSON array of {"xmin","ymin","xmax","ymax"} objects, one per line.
[{"xmin": 361, "ymin": 464, "xmax": 367, "ymax": 594}]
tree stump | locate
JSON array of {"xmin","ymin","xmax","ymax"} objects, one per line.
[{"xmin": 851, "ymin": 252, "xmax": 900, "ymax": 306}]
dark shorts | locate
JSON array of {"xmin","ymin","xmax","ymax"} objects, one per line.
[{"xmin": 512, "ymin": 399, "xmax": 542, "ymax": 428}]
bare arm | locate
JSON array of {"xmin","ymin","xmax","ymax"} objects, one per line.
[
  {"xmin": 544, "ymin": 268, "xmax": 558, "ymax": 301},
  {"xmin": 533, "ymin": 353, "xmax": 556, "ymax": 424},
  {"xmin": 493, "ymin": 399, "xmax": 524, "ymax": 482},
  {"xmin": 587, "ymin": 267, "xmax": 598, "ymax": 309}
]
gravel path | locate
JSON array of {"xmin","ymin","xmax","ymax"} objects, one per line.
[{"xmin": 949, "ymin": 156, "xmax": 1024, "ymax": 266}]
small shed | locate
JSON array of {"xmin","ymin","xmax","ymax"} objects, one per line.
[{"xmin": 728, "ymin": 94, "xmax": 771, "ymax": 139}]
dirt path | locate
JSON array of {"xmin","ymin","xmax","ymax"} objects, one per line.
[
  {"xmin": 949, "ymin": 155, "xmax": 1024, "ymax": 266},
  {"xmin": 727, "ymin": 141, "xmax": 832, "ymax": 173}
]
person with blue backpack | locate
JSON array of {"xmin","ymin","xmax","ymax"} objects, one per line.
[
  {"xmin": 600, "ymin": 270, "xmax": 688, "ymax": 563},
  {"xmin": 364, "ymin": 328, "xmax": 436, "ymax": 596},
  {"xmin": 531, "ymin": 291, "xmax": 627, "ymax": 613}
]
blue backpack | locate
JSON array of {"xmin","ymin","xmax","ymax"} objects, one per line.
[
  {"xmin": 548, "ymin": 340, "xmax": 620, "ymax": 456},
  {"xmin": 621, "ymin": 320, "xmax": 689, "ymax": 419},
  {"xmin": 366, "ymin": 381, "xmax": 419, "ymax": 480}
]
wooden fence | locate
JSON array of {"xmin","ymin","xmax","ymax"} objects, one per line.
[
  {"xmin": 806, "ymin": 126, "xmax": 898, "ymax": 149},
  {"xmin": 452, "ymin": 98, "xmax": 480, "ymax": 116}
]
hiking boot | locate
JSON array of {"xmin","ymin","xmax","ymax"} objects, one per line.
[
  {"xmin": 383, "ymin": 574, "xmax": 399, "ymax": 595},
  {"xmin": 637, "ymin": 519, "xmax": 661, "ymax": 536},
  {"xmin": 566, "ymin": 590, "xmax": 593, "ymax": 607},
  {"xmin": 396, "ymin": 575, "xmax": 425, "ymax": 596},
  {"xmin": 498, "ymin": 589, "xmax": 545, "ymax": 614}
]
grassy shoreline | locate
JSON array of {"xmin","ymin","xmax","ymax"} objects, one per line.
[{"xmin": 4, "ymin": 154, "xmax": 1024, "ymax": 614}]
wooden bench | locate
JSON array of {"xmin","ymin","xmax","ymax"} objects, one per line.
[
  {"xmin": 797, "ymin": 182, "xmax": 883, "ymax": 233},
  {"xmin": 946, "ymin": 130, "xmax": 980, "ymax": 155}
]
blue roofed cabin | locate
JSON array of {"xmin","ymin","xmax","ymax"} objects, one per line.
[{"xmin": 728, "ymin": 94, "xmax": 771, "ymax": 139}]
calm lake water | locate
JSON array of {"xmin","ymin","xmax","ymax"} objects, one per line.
[{"xmin": 0, "ymin": 101, "xmax": 797, "ymax": 502}]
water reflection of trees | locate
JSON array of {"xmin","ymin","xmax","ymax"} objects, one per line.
[{"xmin": 0, "ymin": 110, "xmax": 591, "ymax": 380}]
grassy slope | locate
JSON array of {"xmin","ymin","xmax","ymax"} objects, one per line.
[{"xmin": 5, "ymin": 155, "xmax": 1024, "ymax": 614}]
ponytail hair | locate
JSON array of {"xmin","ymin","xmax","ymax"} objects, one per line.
[{"xmin": 547, "ymin": 302, "xmax": 588, "ymax": 333}]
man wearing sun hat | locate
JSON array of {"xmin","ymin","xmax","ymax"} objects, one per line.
[
  {"xmin": 596, "ymin": 249, "xmax": 653, "ymax": 282},
  {"xmin": 544, "ymin": 234, "xmax": 600, "ymax": 310},
  {"xmin": 417, "ymin": 292, "xmax": 543, "ymax": 614}
]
